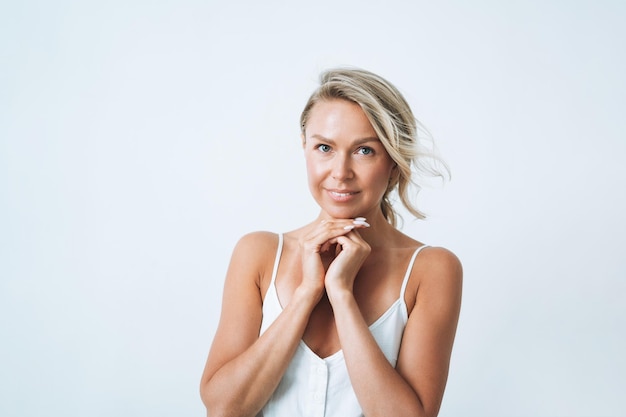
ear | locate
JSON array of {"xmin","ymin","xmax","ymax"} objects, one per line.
[
  {"xmin": 301, "ymin": 133, "xmax": 306, "ymax": 149},
  {"xmin": 389, "ymin": 163, "xmax": 400, "ymax": 182}
]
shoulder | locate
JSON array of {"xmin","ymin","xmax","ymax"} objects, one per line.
[
  {"xmin": 416, "ymin": 246, "xmax": 462, "ymax": 281},
  {"xmin": 233, "ymin": 231, "xmax": 279, "ymax": 254},
  {"xmin": 228, "ymin": 231, "xmax": 281, "ymax": 289},
  {"xmin": 389, "ymin": 230, "xmax": 462, "ymax": 280},
  {"xmin": 231, "ymin": 231, "xmax": 281, "ymax": 262},
  {"xmin": 406, "ymin": 246, "xmax": 462, "ymax": 313}
]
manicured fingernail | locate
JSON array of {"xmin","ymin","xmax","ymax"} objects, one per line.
[
  {"xmin": 344, "ymin": 225, "xmax": 355, "ymax": 230},
  {"xmin": 354, "ymin": 217, "xmax": 366, "ymax": 222},
  {"xmin": 353, "ymin": 220, "xmax": 370, "ymax": 227}
]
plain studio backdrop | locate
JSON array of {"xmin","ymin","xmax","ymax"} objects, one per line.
[{"xmin": 1, "ymin": 0, "xmax": 625, "ymax": 416}]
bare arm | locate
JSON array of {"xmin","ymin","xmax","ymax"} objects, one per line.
[
  {"xmin": 199, "ymin": 233, "xmax": 321, "ymax": 417},
  {"xmin": 200, "ymin": 222, "xmax": 364, "ymax": 417},
  {"xmin": 326, "ymin": 237, "xmax": 463, "ymax": 417}
]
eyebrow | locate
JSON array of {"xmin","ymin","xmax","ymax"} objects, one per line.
[{"xmin": 309, "ymin": 134, "xmax": 380, "ymax": 146}]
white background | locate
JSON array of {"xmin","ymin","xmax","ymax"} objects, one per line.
[{"xmin": 1, "ymin": 0, "xmax": 625, "ymax": 416}]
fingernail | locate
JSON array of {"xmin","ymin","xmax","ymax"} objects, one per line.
[
  {"xmin": 344, "ymin": 225, "xmax": 355, "ymax": 230},
  {"xmin": 354, "ymin": 217, "xmax": 366, "ymax": 222},
  {"xmin": 353, "ymin": 220, "xmax": 370, "ymax": 227}
]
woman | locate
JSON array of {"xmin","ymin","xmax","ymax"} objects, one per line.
[{"xmin": 200, "ymin": 68, "xmax": 462, "ymax": 417}]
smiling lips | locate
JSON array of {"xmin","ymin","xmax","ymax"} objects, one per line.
[{"xmin": 327, "ymin": 189, "xmax": 359, "ymax": 202}]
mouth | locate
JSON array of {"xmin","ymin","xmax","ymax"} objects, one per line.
[{"xmin": 327, "ymin": 189, "xmax": 359, "ymax": 201}]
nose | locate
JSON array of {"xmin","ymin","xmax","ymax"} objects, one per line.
[{"xmin": 331, "ymin": 154, "xmax": 353, "ymax": 181}]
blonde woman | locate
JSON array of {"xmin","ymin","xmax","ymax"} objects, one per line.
[{"xmin": 200, "ymin": 68, "xmax": 462, "ymax": 417}]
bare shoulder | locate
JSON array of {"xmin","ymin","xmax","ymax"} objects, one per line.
[
  {"xmin": 229, "ymin": 231, "xmax": 280, "ymax": 290},
  {"xmin": 411, "ymin": 246, "xmax": 463, "ymax": 310},
  {"xmin": 391, "ymin": 230, "xmax": 462, "ymax": 286},
  {"xmin": 417, "ymin": 246, "xmax": 462, "ymax": 280},
  {"xmin": 234, "ymin": 231, "xmax": 279, "ymax": 258}
]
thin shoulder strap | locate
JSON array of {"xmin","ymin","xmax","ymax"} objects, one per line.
[
  {"xmin": 269, "ymin": 233, "xmax": 284, "ymax": 287},
  {"xmin": 400, "ymin": 245, "xmax": 429, "ymax": 299}
]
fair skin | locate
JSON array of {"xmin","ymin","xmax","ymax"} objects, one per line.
[{"xmin": 200, "ymin": 99, "xmax": 462, "ymax": 417}]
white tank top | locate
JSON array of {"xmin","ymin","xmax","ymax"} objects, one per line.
[{"xmin": 258, "ymin": 233, "xmax": 428, "ymax": 417}]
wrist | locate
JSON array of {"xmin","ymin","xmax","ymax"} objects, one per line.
[
  {"xmin": 326, "ymin": 285, "xmax": 354, "ymax": 307},
  {"xmin": 292, "ymin": 284, "xmax": 323, "ymax": 308}
]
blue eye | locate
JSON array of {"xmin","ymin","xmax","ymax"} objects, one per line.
[
  {"xmin": 357, "ymin": 147, "xmax": 374, "ymax": 155},
  {"xmin": 317, "ymin": 144, "xmax": 331, "ymax": 153}
]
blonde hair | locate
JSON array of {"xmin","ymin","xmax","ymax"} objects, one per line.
[{"xmin": 300, "ymin": 68, "xmax": 449, "ymax": 227}]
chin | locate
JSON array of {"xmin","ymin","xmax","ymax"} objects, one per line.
[
  {"xmin": 320, "ymin": 204, "xmax": 366, "ymax": 220},
  {"xmin": 314, "ymin": 193, "xmax": 380, "ymax": 220}
]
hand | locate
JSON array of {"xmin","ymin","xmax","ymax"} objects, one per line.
[
  {"xmin": 324, "ymin": 228, "xmax": 371, "ymax": 298},
  {"xmin": 298, "ymin": 218, "xmax": 371, "ymax": 301}
]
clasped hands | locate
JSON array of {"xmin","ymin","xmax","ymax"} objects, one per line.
[{"xmin": 299, "ymin": 217, "xmax": 372, "ymax": 302}]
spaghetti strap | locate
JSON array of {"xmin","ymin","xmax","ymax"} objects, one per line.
[
  {"xmin": 269, "ymin": 233, "xmax": 284, "ymax": 288},
  {"xmin": 399, "ymin": 245, "xmax": 429, "ymax": 300}
]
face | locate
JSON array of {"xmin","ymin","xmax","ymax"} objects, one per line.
[{"xmin": 302, "ymin": 99, "xmax": 396, "ymax": 220}]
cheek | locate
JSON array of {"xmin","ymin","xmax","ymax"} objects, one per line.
[
  {"xmin": 304, "ymin": 156, "xmax": 323, "ymax": 186},
  {"xmin": 305, "ymin": 151, "xmax": 330, "ymax": 173},
  {"xmin": 371, "ymin": 163, "xmax": 395, "ymax": 191},
  {"xmin": 304, "ymin": 156, "xmax": 314, "ymax": 177},
  {"xmin": 374, "ymin": 172, "xmax": 391, "ymax": 191}
]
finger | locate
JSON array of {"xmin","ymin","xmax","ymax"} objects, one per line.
[
  {"xmin": 339, "ymin": 229, "xmax": 364, "ymax": 244},
  {"xmin": 335, "ymin": 232, "xmax": 370, "ymax": 254},
  {"xmin": 320, "ymin": 241, "xmax": 336, "ymax": 253},
  {"xmin": 307, "ymin": 222, "xmax": 356, "ymax": 244},
  {"xmin": 303, "ymin": 219, "xmax": 369, "ymax": 254},
  {"xmin": 320, "ymin": 219, "xmax": 369, "ymax": 235}
]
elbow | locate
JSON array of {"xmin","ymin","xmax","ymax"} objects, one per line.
[
  {"xmin": 200, "ymin": 383, "xmax": 239, "ymax": 417},
  {"xmin": 203, "ymin": 405, "xmax": 243, "ymax": 417},
  {"xmin": 199, "ymin": 381, "xmax": 211, "ymax": 415},
  {"xmin": 421, "ymin": 399, "xmax": 443, "ymax": 417},
  {"xmin": 200, "ymin": 381, "xmax": 221, "ymax": 417}
]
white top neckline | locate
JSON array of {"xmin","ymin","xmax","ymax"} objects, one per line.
[{"xmin": 263, "ymin": 233, "xmax": 428, "ymax": 362}]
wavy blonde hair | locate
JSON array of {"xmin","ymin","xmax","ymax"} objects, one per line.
[{"xmin": 300, "ymin": 68, "xmax": 449, "ymax": 227}]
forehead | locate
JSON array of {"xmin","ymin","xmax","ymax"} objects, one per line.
[{"xmin": 305, "ymin": 99, "xmax": 377, "ymax": 140}]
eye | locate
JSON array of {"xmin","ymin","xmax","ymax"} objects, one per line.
[
  {"xmin": 357, "ymin": 146, "xmax": 374, "ymax": 156},
  {"xmin": 317, "ymin": 144, "xmax": 332, "ymax": 153}
]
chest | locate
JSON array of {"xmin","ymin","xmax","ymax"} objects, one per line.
[{"xmin": 268, "ymin": 248, "xmax": 416, "ymax": 358}]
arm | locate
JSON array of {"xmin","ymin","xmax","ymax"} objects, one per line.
[
  {"xmin": 327, "ymin": 242, "xmax": 462, "ymax": 417},
  {"xmin": 199, "ymin": 232, "xmax": 321, "ymax": 417}
]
